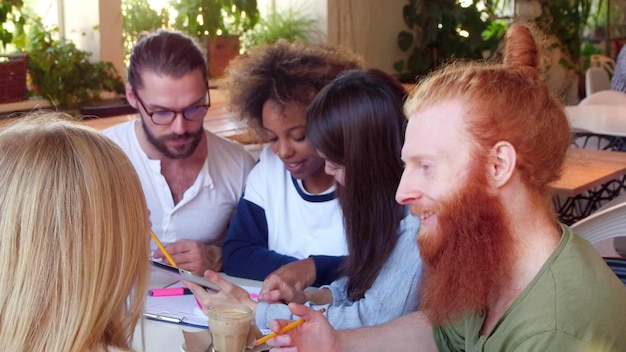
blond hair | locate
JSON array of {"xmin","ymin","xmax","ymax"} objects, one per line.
[{"xmin": 0, "ymin": 112, "xmax": 150, "ymax": 351}]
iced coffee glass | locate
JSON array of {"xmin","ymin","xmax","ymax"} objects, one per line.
[{"xmin": 208, "ymin": 303, "xmax": 253, "ymax": 352}]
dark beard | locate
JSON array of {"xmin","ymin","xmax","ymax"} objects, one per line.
[
  {"xmin": 418, "ymin": 159, "xmax": 514, "ymax": 326},
  {"xmin": 141, "ymin": 119, "xmax": 203, "ymax": 159}
]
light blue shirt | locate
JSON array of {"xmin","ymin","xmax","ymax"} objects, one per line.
[{"xmin": 255, "ymin": 209, "xmax": 422, "ymax": 330}]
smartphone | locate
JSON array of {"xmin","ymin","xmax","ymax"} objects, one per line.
[{"xmin": 151, "ymin": 260, "xmax": 220, "ymax": 292}]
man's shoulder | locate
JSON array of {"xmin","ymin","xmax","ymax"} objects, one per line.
[
  {"xmin": 205, "ymin": 130, "xmax": 251, "ymax": 157},
  {"xmin": 489, "ymin": 228, "xmax": 626, "ymax": 350},
  {"xmin": 531, "ymin": 227, "xmax": 626, "ymax": 310},
  {"xmin": 204, "ymin": 131, "xmax": 255, "ymax": 174},
  {"xmin": 101, "ymin": 120, "xmax": 141, "ymax": 156},
  {"xmin": 102, "ymin": 120, "xmax": 135, "ymax": 140}
]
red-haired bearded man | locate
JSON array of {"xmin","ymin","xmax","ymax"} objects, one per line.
[{"xmin": 263, "ymin": 23, "xmax": 626, "ymax": 352}]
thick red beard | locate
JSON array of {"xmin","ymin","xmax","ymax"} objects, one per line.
[{"xmin": 417, "ymin": 159, "xmax": 514, "ymax": 326}]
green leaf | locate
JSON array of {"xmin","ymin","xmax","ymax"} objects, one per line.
[
  {"xmin": 397, "ymin": 31, "xmax": 414, "ymax": 52},
  {"xmin": 240, "ymin": 6, "xmax": 321, "ymax": 51},
  {"xmin": 22, "ymin": 17, "xmax": 124, "ymax": 108},
  {"xmin": 393, "ymin": 60, "xmax": 405, "ymax": 74}
]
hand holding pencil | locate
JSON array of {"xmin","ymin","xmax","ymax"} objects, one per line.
[
  {"xmin": 253, "ymin": 306, "xmax": 327, "ymax": 348},
  {"xmin": 151, "ymin": 236, "xmax": 221, "ymax": 275},
  {"xmin": 150, "ymin": 231, "xmax": 177, "ymax": 266}
]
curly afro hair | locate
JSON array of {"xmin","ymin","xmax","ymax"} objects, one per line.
[{"xmin": 222, "ymin": 39, "xmax": 365, "ymax": 135}]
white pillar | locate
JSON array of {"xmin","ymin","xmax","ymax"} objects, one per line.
[{"xmin": 61, "ymin": 0, "xmax": 125, "ymax": 83}]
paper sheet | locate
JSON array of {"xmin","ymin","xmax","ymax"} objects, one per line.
[{"xmin": 145, "ymin": 281, "xmax": 264, "ymax": 328}]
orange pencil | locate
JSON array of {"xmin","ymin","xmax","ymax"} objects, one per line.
[
  {"xmin": 150, "ymin": 230, "xmax": 177, "ymax": 266},
  {"xmin": 252, "ymin": 308, "xmax": 326, "ymax": 346}
]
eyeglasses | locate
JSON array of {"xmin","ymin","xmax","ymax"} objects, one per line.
[{"xmin": 133, "ymin": 88, "xmax": 211, "ymax": 125}]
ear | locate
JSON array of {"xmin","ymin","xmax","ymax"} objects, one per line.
[
  {"xmin": 488, "ymin": 141, "xmax": 516, "ymax": 188},
  {"xmin": 126, "ymin": 84, "xmax": 138, "ymax": 109}
]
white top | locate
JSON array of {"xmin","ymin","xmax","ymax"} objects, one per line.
[
  {"xmin": 103, "ymin": 120, "xmax": 255, "ymax": 250},
  {"xmin": 255, "ymin": 210, "xmax": 422, "ymax": 330},
  {"xmin": 244, "ymin": 146, "xmax": 347, "ymax": 258}
]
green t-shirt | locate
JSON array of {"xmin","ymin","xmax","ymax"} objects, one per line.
[{"xmin": 434, "ymin": 224, "xmax": 626, "ymax": 352}]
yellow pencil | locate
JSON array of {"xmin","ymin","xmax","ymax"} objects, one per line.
[
  {"xmin": 150, "ymin": 230, "xmax": 177, "ymax": 267},
  {"xmin": 253, "ymin": 308, "xmax": 326, "ymax": 346}
]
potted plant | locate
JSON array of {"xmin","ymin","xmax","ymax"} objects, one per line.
[
  {"xmin": 534, "ymin": 0, "xmax": 593, "ymax": 74},
  {"xmin": 527, "ymin": 0, "xmax": 595, "ymax": 103},
  {"xmin": 0, "ymin": 0, "xmax": 28, "ymax": 104},
  {"xmin": 122, "ymin": 0, "xmax": 170, "ymax": 62},
  {"xmin": 240, "ymin": 7, "xmax": 322, "ymax": 52},
  {"xmin": 14, "ymin": 17, "xmax": 125, "ymax": 111},
  {"xmin": 168, "ymin": 0, "xmax": 260, "ymax": 78}
]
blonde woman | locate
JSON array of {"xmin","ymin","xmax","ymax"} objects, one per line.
[{"xmin": 0, "ymin": 112, "xmax": 150, "ymax": 352}]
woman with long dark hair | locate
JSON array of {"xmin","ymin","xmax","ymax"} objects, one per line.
[{"xmin": 190, "ymin": 69, "xmax": 422, "ymax": 330}]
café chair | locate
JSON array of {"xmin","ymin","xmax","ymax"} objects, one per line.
[
  {"xmin": 571, "ymin": 202, "xmax": 626, "ymax": 285},
  {"xmin": 571, "ymin": 201, "xmax": 626, "ymax": 256},
  {"xmin": 594, "ymin": 194, "xmax": 626, "ymax": 257},
  {"xmin": 584, "ymin": 67, "xmax": 611, "ymax": 98},
  {"xmin": 572, "ymin": 132, "xmax": 626, "ymax": 151}
]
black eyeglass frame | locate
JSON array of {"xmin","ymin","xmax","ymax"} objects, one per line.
[{"xmin": 132, "ymin": 87, "xmax": 211, "ymax": 125}]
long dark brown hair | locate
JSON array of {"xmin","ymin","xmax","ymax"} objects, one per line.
[{"xmin": 306, "ymin": 69, "xmax": 408, "ymax": 300}]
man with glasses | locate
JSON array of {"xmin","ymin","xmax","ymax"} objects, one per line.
[{"xmin": 103, "ymin": 30, "xmax": 255, "ymax": 275}]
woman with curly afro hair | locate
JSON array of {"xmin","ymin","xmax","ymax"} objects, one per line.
[{"xmin": 220, "ymin": 40, "xmax": 364, "ymax": 290}]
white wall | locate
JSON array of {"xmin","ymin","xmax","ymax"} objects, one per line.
[
  {"xmin": 62, "ymin": 0, "xmax": 125, "ymax": 82},
  {"xmin": 327, "ymin": 0, "xmax": 406, "ymax": 74},
  {"xmin": 27, "ymin": 0, "xmax": 59, "ymax": 28},
  {"xmin": 269, "ymin": 0, "xmax": 406, "ymax": 74},
  {"xmin": 258, "ymin": 0, "xmax": 328, "ymax": 43},
  {"xmin": 32, "ymin": 0, "xmax": 410, "ymax": 80},
  {"xmin": 63, "ymin": 0, "xmax": 100, "ymax": 60}
]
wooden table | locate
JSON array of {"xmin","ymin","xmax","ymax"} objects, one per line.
[
  {"xmin": 552, "ymin": 148, "xmax": 626, "ymax": 224},
  {"xmin": 552, "ymin": 148, "xmax": 626, "ymax": 197}
]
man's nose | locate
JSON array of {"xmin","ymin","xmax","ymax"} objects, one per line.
[
  {"xmin": 395, "ymin": 172, "xmax": 423, "ymax": 205},
  {"xmin": 169, "ymin": 112, "xmax": 187, "ymax": 134}
]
